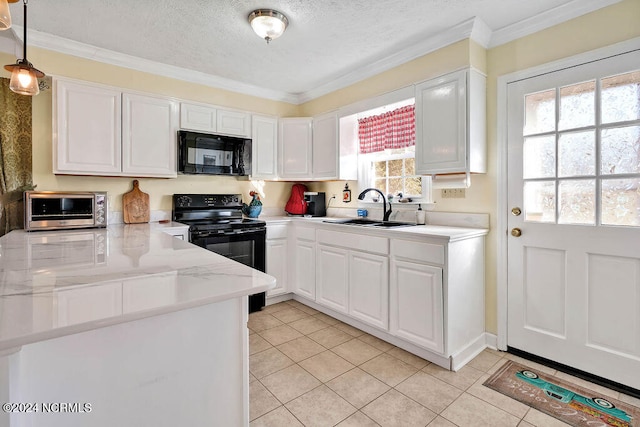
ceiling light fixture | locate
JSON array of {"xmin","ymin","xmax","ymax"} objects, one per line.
[
  {"xmin": 0, "ymin": 0, "xmax": 18, "ymax": 31},
  {"xmin": 4, "ymin": 0, "xmax": 44, "ymax": 96},
  {"xmin": 248, "ymin": 9, "xmax": 288, "ymax": 44}
]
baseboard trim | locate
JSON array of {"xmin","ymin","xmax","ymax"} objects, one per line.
[
  {"xmin": 290, "ymin": 295, "xmax": 453, "ymax": 370},
  {"xmin": 265, "ymin": 293, "xmax": 293, "ymax": 305},
  {"xmin": 451, "ymin": 334, "xmax": 488, "ymax": 371},
  {"xmin": 484, "ymin": 333, "xmax": 498, "ymax": 350}
]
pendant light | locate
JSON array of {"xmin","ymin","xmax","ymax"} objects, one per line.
[
  {"xmin": 248, "ymin": 9, "xmax": 288, "ymax": 44},
  {"xmin": 4, "ymin": 0, "xmax": 44, "ymax": 96},
  {"xmin": 0, "ymin": 0, "xmax": 16, "ymax": 31}
]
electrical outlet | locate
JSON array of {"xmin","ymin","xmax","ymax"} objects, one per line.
[{"xmin": 441, "ymin": 188, "xmax": 466, "ymax": 198}]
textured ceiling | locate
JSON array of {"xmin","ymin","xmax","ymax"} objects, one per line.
[{"xmin": 4, "ymin": 0, "xmax": 622, "ymax": 102}]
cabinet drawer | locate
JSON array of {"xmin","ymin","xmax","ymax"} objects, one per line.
[
  {"xmin": 317, "ymin": 229, "xmax": 388, "ymax": 255},
  {"xmin": 266, "ymin": 224, "xmax": 288, "ymax": 239},
  {"xmin": 296, "ymin": 226, "xmax": 316, "ymax": 241},
  {"xmin": 391, "ymin": 239, "xmax": 444, "ymax": 265}
]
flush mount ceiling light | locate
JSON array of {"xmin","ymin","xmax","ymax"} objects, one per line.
[
  {"xmin": 248, "ymin": 9, "xmax": 288, "ymax": 44},
  {"xmin": 3, "ymin": 0, "xmax": 44, "ymax": 96},
  {"xmin": 0, "ymin": 0, "xmax": 18, "ymax": 31}
]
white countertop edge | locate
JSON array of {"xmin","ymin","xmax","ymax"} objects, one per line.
[
  {"xmin": 0, "ymin": 277, "xmax": 275, "ymax": 352},
  {"xmin": 261, "ymin": 216, "xmax": 488, "ymax": 241}
]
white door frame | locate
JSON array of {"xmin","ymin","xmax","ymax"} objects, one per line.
[{"xmin": 496, "ymin": 36, "xmax": 640, "ymax": 351}]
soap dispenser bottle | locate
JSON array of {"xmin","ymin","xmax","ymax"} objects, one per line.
[{"xmin": 416, "ymin": 204, "xmax": 426, "ymax": 225}]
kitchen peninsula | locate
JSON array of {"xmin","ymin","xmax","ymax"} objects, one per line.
[{"xmin": 0, "ymin": 223, "xmax": 275, "ymax": 427}]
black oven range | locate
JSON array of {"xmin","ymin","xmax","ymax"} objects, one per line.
[{"xmin": 172, "ymin": 193, "xmax": 266, "ymax": 313}]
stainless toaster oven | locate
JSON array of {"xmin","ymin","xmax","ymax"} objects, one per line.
[{"xmin": 24, "ymin": 191, "xmax": 108, "ymax": 231}]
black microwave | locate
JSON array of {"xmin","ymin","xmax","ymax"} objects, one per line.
[{"xmin": 178, "ymin": 130, "xmax": 252, "ymax": 176}]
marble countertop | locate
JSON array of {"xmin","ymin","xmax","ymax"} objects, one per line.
[
  {"xmin": 0, "ymin": 223, "xmax": 276, "ymax": 352},
  {"xmin": 261, "ymin": 215, "xmax": 488, "ymax": 242}
]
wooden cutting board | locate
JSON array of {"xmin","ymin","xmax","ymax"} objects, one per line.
[{"xmin": 123, "ymin": 180, "xmax": 150, "ymax": 224}]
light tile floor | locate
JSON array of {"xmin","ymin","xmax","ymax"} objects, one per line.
[{"xmin": 249, "ymin": 300, "xmax": 640, "ymax": 427}]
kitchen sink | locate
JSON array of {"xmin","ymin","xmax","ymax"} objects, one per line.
[
  {"xmin": 370, "ymin": 221, "xmax": 416, "ymax": 228},
  {"xmin": 324, "ymin": 218, "xmax": 416, "ymax": 228}
]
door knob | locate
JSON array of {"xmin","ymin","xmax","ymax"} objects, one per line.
[
  {"xmin": 511, "ymin": 207, "xmax": 522, "ymax": 216},
  {"xmin": 511, "ymin": 228, "xmax": 522, "ymax": 237}
]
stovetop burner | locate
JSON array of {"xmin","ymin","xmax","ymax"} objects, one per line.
[{"xmin": 172, "ymin": 194, "xmax": 266, "ymax": 235}]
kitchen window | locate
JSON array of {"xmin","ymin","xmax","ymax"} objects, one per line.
[{"xmin": 356, "ymin": 99, "xmax": 430, "ymax": 201}]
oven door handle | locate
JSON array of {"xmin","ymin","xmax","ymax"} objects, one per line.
[{"xmin": 224, "ymin": 228, "xmax": 265, "ymax": 235}]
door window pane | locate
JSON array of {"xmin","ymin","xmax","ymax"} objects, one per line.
[
  {"xmin": 524, "ymin": 135, "xmax": 555, "ymax": 179},
  {"xmin": 524, "ymin": 181, "xmax": 556, "ymax": 223},
  {"xmin": 601, "ymin": 71, "xmax": 640, "ymax": 124},
  {"xmin": 558, "ymin": 180, "xmax": 595, "ymax": 225},
  {"xmin": 601, "ymin": 125, "xmax": 640, "ymax": 175},
  {"xmin": 524, "ymin": 89, "xmax": 556, "ymax": 135},
  {"xmin": 558, "ymin": 131, "xmax": 595, "ymax": 177},
  {"xmin": 601, "ymin": 178, "xmax": 640, "ymax": 226},
  {"xmin": 558, "ymin": 81, "xmax": 595, "ymax": 131}
]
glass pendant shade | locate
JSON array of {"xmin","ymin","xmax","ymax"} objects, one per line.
[
  {"xmin": 7, "ymin": 61, "xmax": 41, "ymax": 95},
  {"xmin": 0, "ymin": 0, "xmax": 11, "ymax": 30},
  {"xmin": 248, "ymin": 9, "xmax": 288, "ymax": 43},
  {"xmin": 3, "ymin": 0, "xmax": 45, "ymax": 96}
]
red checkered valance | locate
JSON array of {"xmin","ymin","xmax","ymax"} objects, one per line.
[{"xmin": 358, "ymin": 104, "xmax": 415, "ymax": 154}]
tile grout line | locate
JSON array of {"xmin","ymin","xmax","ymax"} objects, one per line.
[{"xmin": 253, "ymin": 301, "xmax": 599, "ymax": 427}]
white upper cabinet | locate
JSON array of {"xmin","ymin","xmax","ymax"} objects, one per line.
[
  {"xmin": 279, "ymin": 117, "xmax": 313, "ymax": 179},
  {"xmin": 54, "ymin": 78, "xmax": 178, "ymax": 178},
  {"xmin": 122, "ymin": 93, "xmax": 178, "ymax": 177},
  {"xmin": 180, "ymin": 102, "xmax": 217, "ymax": 133},
  {"xmin": 277, "ymin": 113, "xmax": 339, "ymax": 181},
  {"xmin": 415, "ymin": 68, "xmax": 486, "ymax": 175},
  {"xmin": 55, "ymin": 79, "xmax": 122, "ymax": 175},
  {"xmin": 180, "ymin": 102, "xmax": 251, "ymax": 138},
  {"xmin": 217, "ymin": 109, "xmax": 251, "ymax": 138},
  {"xmin": 312, "ymin": 112, "xmax": 339, "ymax": 180},
  {"xmin": 251, "ymin": 115, "xmax": 278, "ymax": 179}
]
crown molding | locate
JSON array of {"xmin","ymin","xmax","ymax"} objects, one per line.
[
  {"xmin": 296, "ymin": 17, "xmax": 490, "ymax": 104},
  {"xmin": 489, "ymin": 0, "xmax": 624, "ymax": 48},
  {"xmin": 23, "ymin": 28, "xmax": 300, "ymax": 104},
  {"xmin": 14, "ymin": 0, "xmax": 621, "ymax": 105},
  {"xmin": 0, "ymin": 27, "xmax": 21, "ymax": 56},
  {"xmin": 20, "ymin": 18, "xmax": 489, "ymax": 105}
]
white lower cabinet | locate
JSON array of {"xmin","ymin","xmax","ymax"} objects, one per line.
[
  {"xmin": 316, "ymin": 245, "xmax": 349, "ymax": 313},
  {"xmin": 292, "ymin": 227, "xmax": 316, "ymax": 300},
  {"xmin": 349, "ymin": 252, "xmax": 388, "ymax": 330},
  {"xmin": 315, "ymin": 229, "xmax": 389, "ymax": 330},
  {"xmin": 275, "ymin": 221, "xmax": 486, "ymax": 370},
  {"xmin": 266, "ymin": 224, "xmax": 289, "ymax": 297},
  {"xmin": 390, "ymin": 259, "xmax": 444, "ymax": 353}
]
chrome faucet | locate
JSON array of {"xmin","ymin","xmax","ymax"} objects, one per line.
[{"xmin": 358, "ymin": 188, "xmax": 392, "ymax": 221}]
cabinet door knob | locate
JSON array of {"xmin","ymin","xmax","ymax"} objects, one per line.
[
  {"xmin": 511, "ymin": 207, "xmax": 522, "ymax": 216},
  {"xmin": 511, "ymin": 228, "xmax": 522, "ymax": 237}
]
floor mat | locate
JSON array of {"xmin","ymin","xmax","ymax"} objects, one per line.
[{"xmin": 484, "ymin": 360, "xmax": 639, "ymax": 427}]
